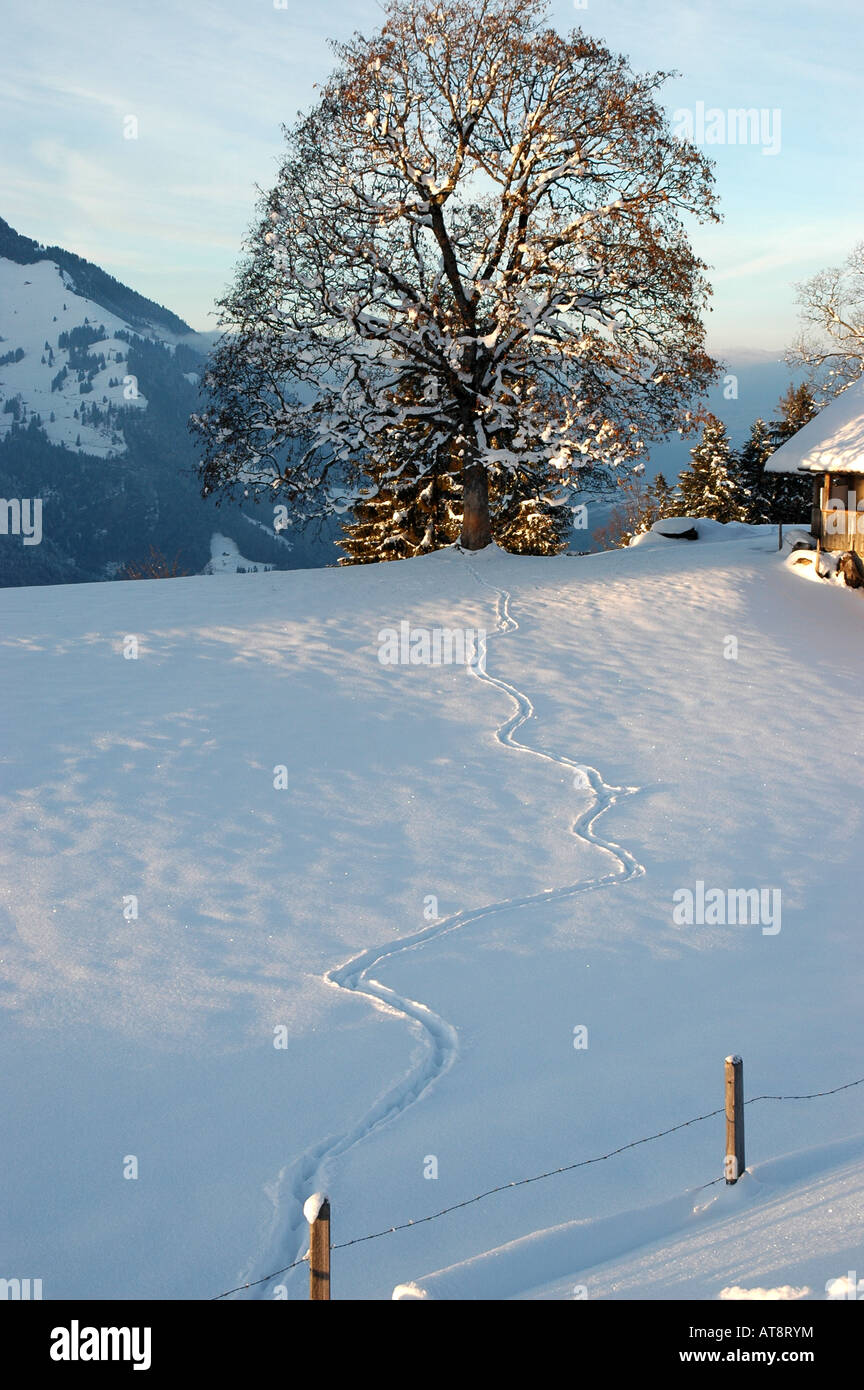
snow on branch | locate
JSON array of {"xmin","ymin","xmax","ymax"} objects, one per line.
[{"xmin": 194, "ymin": 0, "xmax": 720, "ymax": 534}]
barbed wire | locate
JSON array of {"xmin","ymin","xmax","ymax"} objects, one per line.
[
  {"xmin": 212, "ymin": 1256, "xmax": 309, "ymax": 1301},
  {"xmin": 211, "ymin": 1070, "xmax": 864, "ymax": 1299},
  {"xmin": 327, "ymin": 1104, "xmax": 729, "ymax": 1253},
  {"xmin": 745, "ymin": 1075, "xmax": 864, "ymax": 1104}
]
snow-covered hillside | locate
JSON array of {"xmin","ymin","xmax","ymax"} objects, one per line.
[
  {"xmin": 203, "ymin": 533, "xmax": 275, "ymax": 575},
  {"xmin": 0, "ymin": 257, "xmax": 148, "ymax": 457},
  {"xmin": 1, "ymin": 530, "xmax": 862, "ymax": 1300},
  {"xmin": 0, "ymin": 219, "xmax": 339, "ymax": 586}
]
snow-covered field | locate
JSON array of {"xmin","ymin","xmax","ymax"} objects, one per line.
[{"xmin": 1, "ymin": 527, "xmax": 863, "ymax": 1300}]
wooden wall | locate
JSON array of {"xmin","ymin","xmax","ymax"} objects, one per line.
[{"xmin": 815, "ymin": 473, "xmax": 864, "ymax": 552}]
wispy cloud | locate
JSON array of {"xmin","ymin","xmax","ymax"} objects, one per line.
[{"xmin": 2, "ymin": 0, "xmax": 862, "ymax": 337}]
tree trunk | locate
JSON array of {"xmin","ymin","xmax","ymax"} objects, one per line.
[
  {"xmin": 454, "ymin": 346, "xmax": 491, "ymax": 549},
  {"xmin": 460, "ymin": 460, "xmax": 492, "ymax": 549}
]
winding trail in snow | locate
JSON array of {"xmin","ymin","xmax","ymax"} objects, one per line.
[{"xmin": 247, "ymin": 555, "xmax": 645, "ymax": 1294}]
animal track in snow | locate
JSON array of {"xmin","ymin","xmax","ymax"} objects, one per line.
[{"xmin": 242, "ymin": 557, "xmax": 644, "ymax": 1295}]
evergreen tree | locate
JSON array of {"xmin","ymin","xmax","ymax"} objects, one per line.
[
  {"xmin": 339, "ymin": 456, "xmax": 461, "ymax": 564},
  {"xmin": 650, "ymin": 471, "xmax": 678, "ymax": 519},
  {"xmin": 772, "ymin": 383, "xmax": 819, "ymax": 442},
  {"xmin": 341, "ymin": 373, "xmax": 574, "ymax": 562},
  {"xmin": 736, "ymin": 418, "xmax": 774, "ymax": 522},
  {"xmin": 678, "ymin": 415, "xmax": 748, "ymax": 522},
  {"xmin": 490, "ymin": 466, "xmax": 570, "ymax": 554},
  {"xmin": 763, "ymin": 383, "xmax": 819, "ymax": 523},
  {"xmin": 339, "ymin": 378, "xmax": 462, "ymax": 564},
  {"xmin": 340, "ymin": 454, "xmax": 571, "ymax": 560},
  {"xmin": 594, "ymin": 468, "xmax": 680, "ymax": 549}
]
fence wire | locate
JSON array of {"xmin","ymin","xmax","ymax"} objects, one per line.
[{"xmin": 211, "ymin": 1070, "xmax": 864, "ymax": 1299}]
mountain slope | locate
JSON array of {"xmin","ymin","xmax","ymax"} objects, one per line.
[
  {"xmin": 0, "ymin": 255, "xmax": 148, "ymax": 459},
  {"xmin": 0, "ymin": 217, "xmax": 341, "ymax": 584},
  {"xmin": 0, "ymin": 216, "xmax": 190, "ymax": 338}
]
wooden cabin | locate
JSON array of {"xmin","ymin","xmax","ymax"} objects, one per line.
[{"xmin": 765, "ymin": 378, "xmax": 864, "ymax": 553}]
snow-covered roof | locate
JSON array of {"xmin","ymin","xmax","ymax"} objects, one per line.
[{"xmin": 765, "ymin": 378, "xmax": 864, "ymax": 474}]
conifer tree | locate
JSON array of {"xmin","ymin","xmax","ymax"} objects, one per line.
[
  {"xmin": 339, "ymin": 457, "xmax": 460, "ymax": 563},
  {"xmin": 772, "ymin": 382, "xmax": 819, "ymax": 442},
  {"xmin": 650, "ymin": 471, "xmax": 678, "ymax": 520},
  {"xmin": 736, "ymin": 417, "xmax": 774, "ymax": 522},
  {"xmin": 595, "ymin": 468, "xmax": 680, "ymax": 549},
  {"xmin": 678, "ymin": 415, "xmax": 747, "ymax": 522},
  {"xmin": 491, "ymin": 467, "xmax": 570, "ymax": 554},
  {"xmin": 763, "ymin": 383, "xmax": 819, "ymax": 523},
  {"xmin": 340, "ymin": 376, "xmax": 462, "ymax": 563},
  {"xmin": 341, "ymin": 453, "xmax": 571, "ymax": 560}
]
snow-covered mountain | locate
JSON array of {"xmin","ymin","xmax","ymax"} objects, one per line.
[
  {"xmin": 0, "ymin": 217, "xmax": 341, "ymax": 586},
  {"xmin": 0, "ymin": 257, "xmax": 157, "ymax": 460},
  {"xmin": 0, "ymin": 216, "xmax": 193, "ymax": 460}
]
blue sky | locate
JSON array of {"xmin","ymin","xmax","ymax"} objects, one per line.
[{"xmin": 2, "ymin": 0, "xmax": 862, "ymax": 350}]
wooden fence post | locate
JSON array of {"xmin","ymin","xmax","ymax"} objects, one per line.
[
  {"xmin": 724, "ymin": 1055, "xmax": 745, "ymax": 1184},
  {"xmin": 307, "ymin": 1195, "xmax": 331, "ymax": 1300}
]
